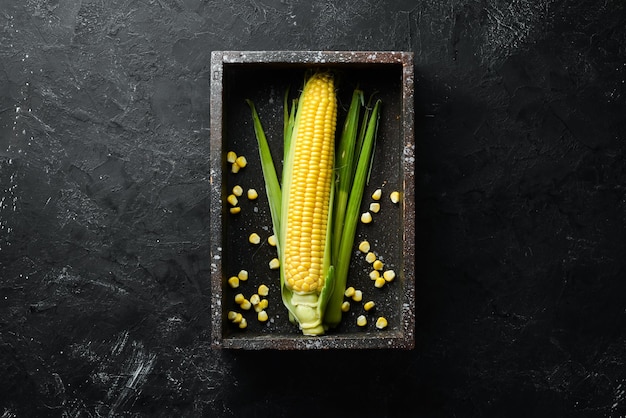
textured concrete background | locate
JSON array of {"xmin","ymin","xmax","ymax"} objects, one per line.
[{"xmin": 1, "ymin": 0, "xmax": 625, "ymax": 416}]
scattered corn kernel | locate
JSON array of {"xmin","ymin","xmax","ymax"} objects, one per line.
[
  {"xmin": 250, "ymin": 293, "xmax": 260, "ymax": 306},
  {"xmin": 258, "ymin": 284, "xmax": 269, "ymax": 297},
  {"xmin": 341, "ymin": 301, "xmax": 351, "ymax": 312},
  {"xmin": 249, "ymin": 233, "xmax": 261, "ymax": 244},
  {"xmin": 369, "ymin": 202, "xmax": 381, "ymax": 213},
  {"xmin": 369, "ymin": 270, "xmax": 381, "ymax": 280},
  {"xmin": 234, "ymin": 293, "xmax": 245, "ymax": 304},
  {"xmin": 227, "ymin": 276, "xmax": 239, "ymax": 288},
  {"xmin": 240, "ymin": 299, "xmax": 252, "ymax": 310},
  {"xmin": 390, "ymin": 191, "xmax": 401, "ymax": 204},
  {"xmin": 376, "ymin": 316, "xmax": 388, "ymax": 329},
  {"xmin": 235, "ymin": 155, "xmax": 247, "ymax": 168},
  {"xmin": 344, "ymin": 286, "xmax": 356, "ymax": 298},
  {"xmin": 374, "ymin": 277, "xmax": 386, "ymax": 288},
  {"xmin": 373, "ymin": 259, "xmax": 384, "ymax": 271},
  {"xmin": 356, "ymin": 315, "xmax": 367, "ymax": 327},
  {"xmin": 229, "ymin": 207, "xmax": 241, "ymax": 214},
  {"xmin": 232, "ymin": 312, "xmax": 243, "ymax": 323},
  {"xmin": 364, "ymin": 301, "xmax": 376, "ymax": 311},
  {"xmin": 257, "ymin": 310, "xmax": 269, "ymax": 322},
  {"xmin": 352, "ymin": 289, "xmax": 363, "ymax": 302},
  {"xmin": 258, "ymin": 299, "xmax": 269, "ymax": 309},
  {"xmin": 231, "ymin": 163, "xmax": 240, "ymax": 173},
  {"xmin": 372, "ymin": 188, "xmax": 382, "ymax": 200},
  {"xmin": 267, "ymin": 235, "xmax": 277, "ymax": 247},
  {"xmin": 383, "ymin": 270, "xmax": 396, "ymax": 282},
  {"xmin": 227, "ymin": 194, "xmax": 238, "ymax": 206},
  {"xmin": 247, "ymin": 188, "xmax": 258, "ymax": 200},
  {"xmin": 232, "ymin": 185, "xmax": 243, "ymax": 196},
  {"xmin": 227, "ymin": 311, "xmax": 238, "ymax": 321},
  {"xmin": 360, "ymin": 212, "xmax": 373, "ymax": 224},
  {"xmin": 239, "ymin": 317, "xmax": 248, "ymax": 329},
  {"xmin": 365, "ymin": 252, "xmax": 377, "ymax": 263},
  {"xmin": 269, "ymin": 257, "xmax": 280, "ymax": 269},
  {"xmin": 226, "ymin": 151, "xmax": 237, "ymax": 163},
  {"xmin": 238, "ymin": 270, "xmax": 249, "ymax": 281},
  {"xmin": 358, "ymin": 240, "xmax": 371, "ymax": 253}
]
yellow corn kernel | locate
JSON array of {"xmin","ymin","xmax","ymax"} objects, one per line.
[
  {"xmin": 249, "ymin": 233, "xmax": 261, "ymax": 244},
  {"xmin": 360, "ymin": 212, "xmax": 373, "ymax": 224},
  {"xmin": 375, "ymin": 316, "xmax": 388, "ymax": 329},
  {"xmin": 364, "ymin": 301, "xmax": 376, "ymax": 311},
  {"xmin": 365, "ymin": 252, "xmax": 377, "ymax": 263},
  {"xmin": 369, "ymin": 270, "xmax": 380, "ymax": 280},
  {"xmin": 227, "ymin": 276, "xmax": 239, "ymax": 288},
  {"xmin": 238, "ymin": 270, "xmax": 249, "ymax": 281},
  {"xmin": 239, "ymin": 317, "xmax": 248, "ymax": 329},
  {"xmin": 282, "ymin": 73, "xmax": 337, "ymax": 296},
  {"xmin": 227, "ymin": 194, "xmax": 238, "ymax": 206},
  {"xmin": 229, "ymin": 207, "xmax": 241, "ymax": 214},
  {"xmin": 258, "ymin": 284, "xmax": 269, "ymax": 297},
  {"xmin": 374, "ymin": 277, "xmax": 386, "ymax": 288},
  {"xmin": 231, "ymin": 163, "xmax": 240, "ymax": 173},
  {"xmin": 341, "ymin": 301, "xmax": 350, "ymax": 312},
  {"xmin": 232, "ymin": 185, "xmax": 243, "ymax": 197},
  {"xmin": 232, "ymin": 312, "xmax": 243, "ymax": 323},
  {"xmin": 226, "ymin": 151, "xmax": 237, "ymax": 163},
  {"xmin": 257, "ymin": 310, "xmax": 269, "ymax": 322},
  {"xmin": 258, "ymin": 299, "xmax": 269, "ymax": 309},
  {"xmin": 269, "ymin": 257, "xmax": 280, "ymax": 270},
  {"xmin": 352, "ymin": 289, "xmax": 363, "ymax": 302},
  {"xmin": 227, "ymin": 311, "xmax": 238, "ymax": 321},
  {"xmin": 390, "ymin": 191, "xmax": 401, "ymax": 204},
  {"xmin": 344, "ymin": 286, "xmax": 355, "ymax": 298},
  {"xmin": 267, "ymin": 235, "xmax": 277, "ymax": 247},
  {"xmin": 373, "ymin": 259, "xmax": 384, "ymax": 271},
  {"xmin": 250, "ymin": 293, "xmax": 260, "ymax": 306},
  {"xmin": 369, "ymin": 202, "xmax": 380, "ymax": 213},
  {"xmin": 358, "ymin": 240, "xmax": 371, "ymax": 253},
  {"xmin": 234, "ymin": 293, "xmax": 245, "ymax": 305},
  {"xmin": 372, "ymin": 188, "xmax": 382, "ymax": 200},
  {"xmin": 235, "ymin": 155, "xmax": 247, "ymax": 168},
  {"xmin": 383, "ymin": 270, "xmax": 396, "ymax": 282},
  {"xmin": 247, "ymin": 188, "xmax": 258, "ymax": 200},
  {"xmin": 356, "ymin": 315, "xmax": 367, "ymax": 327},
  {"xmin": 240, "ymin": 299, "xmax": 252, "ymax": 310}
]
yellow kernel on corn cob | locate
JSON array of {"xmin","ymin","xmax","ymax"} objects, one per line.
[
  {"xmin": 235, "ymin": 155, "xmax": 247, "ymax": 168},
  {"xmin": 341, "ymin": 301, "xmax": 351, "ymax": 312},
  {"xmin": 238, "ymin": 270, "xmax": 249, "ymax": 281},
  {"xmin": 239, "ymin": 317, "xmax": 248, "ymax": 329},
  {"xmin": 269, "ymin": 258, "xmax": 280, "ymax": 270},
  {"xmin": 375, "ymin": 316, "xmax": 388, "ymax": 329},
  {"xmin": 352, "ymin": 289, "xmax": 363, "ymax": 302},
  {"xmin": 369, "ymin": 270, "xmax": 381, "ymax": 280},
  {"xmin": 227, "ymin": 276, "xmax": 239, "ymax": 288},
  {"xmin": 229, "ymin": 207, "xmax": 241, "ymax": 214},
  {"xmin": 356, "ymin": 315, "xmax": 367, "ymax": 327},
  {"xmin": 365, "ymin": 252, "xmax": 377, "ymax": 263},
  {"xmin": 234, "ymin": 293, "xmax": 245, "ymax": 304},
  {"xmin": 374, "ymin": 277, "xmax": 386, "ymax": 288},
  {"xmin": 344, "ymin": 286, "xmax": 356, "ymax": 298},
  {"xmin": 358, "ymin": 240, "xmax": 371, "ymax": 253},
  {"xmin": 258, "ymin": 284, "xmax": 269, "ymax": 297},
  {"xmin": 226, "ymin": 151, "xmax": 237, "ymax": 163},
  {"xmin": 373, "ymin": 259, "xmax": 384, "ymax": 271},
  {"xmin": 249, "ymin": 233, "xmax": 261, "ymax": 244},
  {"xmin": 227, "ymin": 194, "xmax": 238, "ymax": 206},
  {"xmin": 360, "ymin": 212, "xmax": 373, "ymax": 224},
  {"xmin": 232, "ymin": 185, "xmax": 243, "ymax": 197},
  {"xmin": 267, "ymin": 235, "xmax": 277, "ymax": 247},
  {"xmin": 257, "ymin": 310, "xmax": 269, "ymax": 322},
  {"xmin": 247, "ymin": 188, "xmax": 258, "ymax": 200},
  {"xmin": 372, "ymin": 188, "xmax": 382, "ymax": 200},
  {"xmin": 250, "ymin": 294, "xmax": 260, "ymax": 306},
  {"xmin": 369, "ymin": 202, "xmax": 381, "ymax": 213},
  {"xmin": 227, "ymin": 311, "xmax": 238, "ymax": 321},
  {"xmin": 364, "ymin": 301, "xmax": 376, "ymax": 311},
  {"xmin": 390, "ymin": 191, "xmax": 401, "ymax": 204},
  {"xmin": 240, "ymin": 299, "xmax": 252, "ymax": 310},
  {"xmin": 383, "ymin": 270, "xmax": 396, "ymax": 282}
]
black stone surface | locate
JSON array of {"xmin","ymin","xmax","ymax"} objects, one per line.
[{"xmin": 1, "ymin": 0, "xmax": 625, "ymax": 416}]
